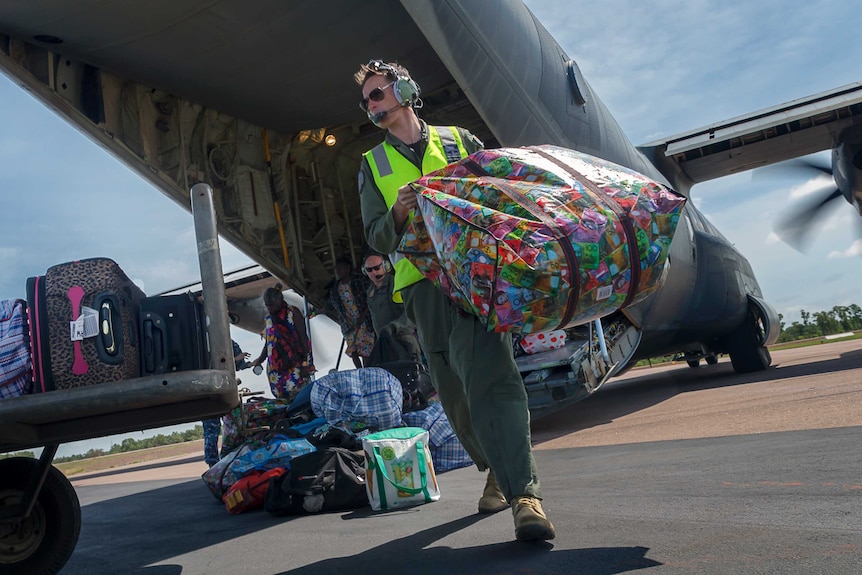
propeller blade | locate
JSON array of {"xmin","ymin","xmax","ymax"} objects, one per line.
[
  {"xmin": 774, "ymin": 188, "xmax": 843, "ymax": 252},
  {"xmin": 753, "ymin": 158, "xmax": 833, "ymax": 182}
]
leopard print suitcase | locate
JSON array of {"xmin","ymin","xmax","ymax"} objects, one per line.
[{"xmin": 36, "ymin": 258, "xmax": 145, "ymax": 389}]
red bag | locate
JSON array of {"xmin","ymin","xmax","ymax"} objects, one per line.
[{"xmin": 223, "ymin": 467, "xmax": 286, "ymax": 515}]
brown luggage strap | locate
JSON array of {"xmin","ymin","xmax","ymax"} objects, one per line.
[
  {"xmin": 461, "ymin": 159, "xmax": 580, "ymax": 330},
  {"xmin": 527, "ymin": 147, "xmax": 642, "ymax": 310}
]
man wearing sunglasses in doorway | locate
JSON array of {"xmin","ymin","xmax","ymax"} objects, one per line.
[{"xmin": 354, "ymin": 60, "xmax": 555, "ymax": 542}]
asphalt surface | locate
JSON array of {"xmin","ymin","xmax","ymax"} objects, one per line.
[{"xmin": 62, "ymin": 340, "xmax": 862, "ymax": 575}]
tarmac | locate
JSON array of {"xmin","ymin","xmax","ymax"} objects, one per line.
[{"xmin": 62, "ymin": 340, "xmax": 862, "ymax": 574}]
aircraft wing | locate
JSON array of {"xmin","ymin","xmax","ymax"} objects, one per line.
[
  {"xmin": 159, "ymin": 264, "xmax": 324, "ymax": 335},
  {"xmin": 638, "ymin": 82, "xmax": 862, "ymax": 192},
  {"xmin": 159, "ymin": 264, "xmax": 276, "ymax": 301}
]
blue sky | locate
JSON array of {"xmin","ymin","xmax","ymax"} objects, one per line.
[
  {"xmin": 1, "ymin": 1, "xmax": 860, "ymax": 454},
  {"xmin": 523, "ymin": 0, "xmax": 862, "ymax": 323}
]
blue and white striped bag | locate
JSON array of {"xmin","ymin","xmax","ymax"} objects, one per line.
[
  {"xmin": 311, "ymin": 368, "xmax": 403, "ymax": 432},
  {"xmin": 1, "ymin": 299, "xmax": 32, "ymax": 399}
]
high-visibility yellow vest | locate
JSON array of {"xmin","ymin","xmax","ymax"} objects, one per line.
[{"xmin": 364, "ymin": 125, "xmax": 469, "ymax": 299}]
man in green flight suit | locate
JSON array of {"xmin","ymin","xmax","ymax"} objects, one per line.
[{"xmin": 354, "ymin": 59, "xmax": 555, "ymax": 542}]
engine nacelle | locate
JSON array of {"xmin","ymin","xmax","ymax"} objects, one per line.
[{"xmin": 833, "ymin": 126, "xmax": 862, "ymax": 216}]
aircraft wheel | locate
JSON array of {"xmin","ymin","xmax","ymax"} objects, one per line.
[
  {"xmin": 705, "ymin": 354, "xmax": 719, "ymax": 365},
  {"xmin": 686, "ymin": 359, "xmax": 700, "ymax": 368},
  {"xmin": 728, "ymin": 310, "xmax": 772, "ymax": 374},
  {"xmin": 0, "ymin": 458, "xmax": 81, "ymax": 575}
]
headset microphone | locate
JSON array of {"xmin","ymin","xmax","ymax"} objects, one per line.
[{"xmin": 369, "ymin": 104, "xmax": 403, "ymax": 126}]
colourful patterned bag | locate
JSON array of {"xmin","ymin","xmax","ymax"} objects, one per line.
[
  {"xmin": 399, "ymin": 145, "xmax": 686, "ymax": 333},
  {"xmin": 220, "ymin": 397, "xmax": 291, "ymax": 456}
]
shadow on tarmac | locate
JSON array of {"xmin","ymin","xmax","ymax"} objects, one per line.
[
  {"xmin": 274, "ymin": 513, "xmax": 660, "ymax": 575},
  {"xmin": 531, "ymin": 346, "xmax": 862, "ymax": 444},
  {"xmin": 65, "ymin": 478, "xmax": 661, "ymax": 575}
]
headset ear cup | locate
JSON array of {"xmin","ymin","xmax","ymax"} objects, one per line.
[
  {"xmin": 361, "ymin": 266, "xmax": 369, "ymax": 277},
  {"xmin": 384, "ymin": 259, "xmax": 392, "ymax": 273},
  {"xmin": 394, "ymin": 77, "xmax": 419, "ymax": 107}
]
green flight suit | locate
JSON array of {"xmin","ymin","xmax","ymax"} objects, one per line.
[
  {"xmin": 358, "ymin": 121, "xmax": 541, "ymax": 500},
  {"xmin": 367, "ymin": 274, "xmax": 423, "ymax": 361},
  {"xmin": 366, "ymin": 274, "xmax": 403, "ymax": 335}
]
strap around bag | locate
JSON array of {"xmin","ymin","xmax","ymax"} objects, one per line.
[
  {"xmin": 461, "ymin": 158, "xmax": 581, "ymax": 330},
  {"xmin": 371, "ymin": 442, "xmax": 431, "ymax": 502}
]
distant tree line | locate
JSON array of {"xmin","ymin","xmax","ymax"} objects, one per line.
[
  {"xmin": 777, "ymin": 304, "xmax": 862, "ymax": 343},
  {"xmin": 1, "ymin": 426, "xmax": 205, "ymax": 463}
]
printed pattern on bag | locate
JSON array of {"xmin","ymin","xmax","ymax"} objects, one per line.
[
  {"xmin": 362, "ymin": 427, "xmax": 441, "ymax": 511},
  {"xmin": 203, "ymin": 436, "xmax": 316, "ymax": 499},
  {"xmin": 230, "ymin": 437, "xmax": 316, "ymax": 476},
  {"xmin": 399, "ymin": 145, "xmax": 686, "ymax": 333},
  {"xmin": 44, "ymin": 258, "xmax": 145, "ymax": 388},
  {"xmin": 0, "ymin": 299, "xmax": 32, "ymax": 399},
  {"xmin": 220, "ymin": 398, "xmax": 293, "ymax": 456}
]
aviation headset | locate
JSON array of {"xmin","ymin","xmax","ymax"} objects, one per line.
[
  {"xmin": 362, "ymin": 254, "xmax": 392, "ymax": 276},
  {"xmin": 366, "ymin": 59, "xmax": 421, "ymax": 108}
]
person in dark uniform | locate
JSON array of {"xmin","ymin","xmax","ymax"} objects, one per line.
[
  {"xmin": 363, "ymin": 251, "xmax": 422, "ymax": 363},
  {"xmin": 353, "ymin": 59, "xmax": 554, "ymax": 541}
]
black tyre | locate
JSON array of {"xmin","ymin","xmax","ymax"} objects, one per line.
[
  {"xmin": 705, "ymin": 354, "xmax": 719, "ymax": 365},
  {"xmin": 727, "ymin": 309, "xmax": 772, "ymax": 374},
  {"xmin": 686, "ymin": 359, "xmax": 700, "ymax": 368},
  {"xmin": 0, "ymin": 457, "xmax": 81, "ymax": 575}
]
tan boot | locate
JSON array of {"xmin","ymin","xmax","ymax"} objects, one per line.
[
  {"xmin": 511, "ymin": 496, "xmax": 556, "ymax": 541},
  {"xmin": 477, "ymin": 470, "xmax": 508, "ymax": 514}
]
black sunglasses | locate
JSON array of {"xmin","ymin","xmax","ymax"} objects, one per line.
[
  {"xmin": 364, "ymin": 263, "xmax": 384, "ymax": 273},
  {"xmin": 359, "ymin": 81, "xmax": 395, "ymax": 112}
]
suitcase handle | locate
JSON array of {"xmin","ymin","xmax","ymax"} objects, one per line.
[
  {"xmin": 100, "ymin": 301, "xmax": 117, "ymax": 354},
  {"xmin": 141, "ymin": 313, "xmax": 168, "ymax": 374},
  {"xmin": 92, "ymin": 292, "xmax": 126, "ymax": 365}
]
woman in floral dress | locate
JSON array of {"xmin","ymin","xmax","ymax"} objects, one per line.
[{"xmin": 251, "ymin": 285, "xmax": 314, "ymax": 399}]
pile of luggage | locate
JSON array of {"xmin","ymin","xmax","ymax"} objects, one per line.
[
  {"xmin": 204, "ymin": 365, "xmax": 471, "ymax": 515},
  {"xmin": 1, "ymin": 257, "xmax": 209, "ymax": 399},
  {"xmin": 0, "ymin": 256, "xmax": 473, "ymax": 517}
]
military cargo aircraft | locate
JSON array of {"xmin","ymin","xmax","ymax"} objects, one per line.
[
  {"xmin": 2, "ymin": 0, "xmax": 860, "ymax": 406},
  {"xmin": 2, "ymin": 2, "xmax": 862, "ymax": 573}
]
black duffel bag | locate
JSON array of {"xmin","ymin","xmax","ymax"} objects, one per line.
[{"xmin": 264, "ymin": 447, "xmax": 369, "ymax": 515}]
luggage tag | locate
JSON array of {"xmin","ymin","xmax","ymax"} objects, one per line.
[{"xmin": 69, "ymin": 306, "xmax": 100, "ymax": 341}]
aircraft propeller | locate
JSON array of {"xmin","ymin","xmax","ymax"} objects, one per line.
[{"xmin": 758, "ymin": 154, "xmax": 861, "ymax": 253}]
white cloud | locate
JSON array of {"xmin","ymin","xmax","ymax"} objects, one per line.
[
  {"xmin": 827, "ymin": 239, "xmax": 862, "ymax": 259},
  {"xmin": 789, "ymin": 175, "xmax": 835, "ymax": 201}
]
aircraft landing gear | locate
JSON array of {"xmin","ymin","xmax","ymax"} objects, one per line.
[
  {"xmin": 727, "ymin": 308, "xmax": 772, "ymax": 374},
  {"xmin": 686, "ymin": 358, "xmax": 700, "ymax": 368},
  {"xmin": 705, "ymin": 354, "xmax": 719, "ymax": 365},
  {"xmin": 0, "ymin": 457, "xmax": 81, "ymax": 575}
]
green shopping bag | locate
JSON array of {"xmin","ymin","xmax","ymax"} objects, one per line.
[{"xmin": 362, "ymin": 427, "xmax": 441, "ymax": 510}]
